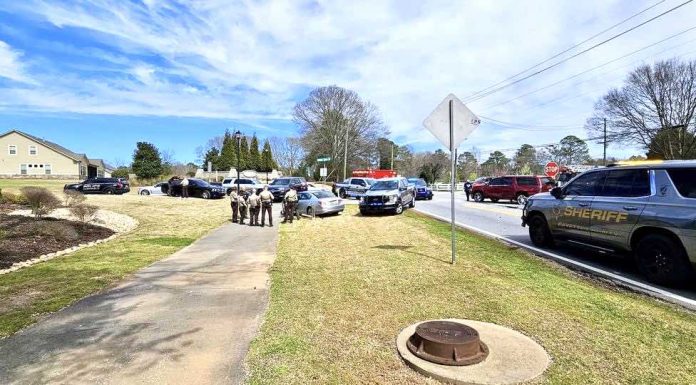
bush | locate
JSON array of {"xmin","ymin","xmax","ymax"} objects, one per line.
[
  {"xmin": 111, "ymin": 166, "xmax": 130, "ymax": 179},
  {"xmin": 70, "ymin": 203, "xmax": 99, "ymax": 224},
  {"xmin": 23, "ymin": 221, "xmax": 79, "ymax": 242},
  {"xmin": 0, "ymin": 191, "xmax": 28, "ymax": 205},
  {"xmin": 64, "ymin": 190, "xmax": 86, "ymax": 207},
  {"xmin": 20, "ymin": 187, "xmax": 61, "ymax": 219}
]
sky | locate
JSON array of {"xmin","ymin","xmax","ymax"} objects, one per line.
[{"xmin": 0, "ymin": 0, "xmax": 695, "ymax": 166}]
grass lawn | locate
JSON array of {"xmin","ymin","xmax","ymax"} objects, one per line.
[
  {"xmin": 246, "ymin": 206, "xmax": 696, "ymax": 385},
  {"xmin": 0, "ymin": 179, "xmax": 231, "ymax": 337}
]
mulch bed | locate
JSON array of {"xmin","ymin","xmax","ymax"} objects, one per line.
[
  {"xmin": 0, "ymin": 215, "xmax": 115, "ymax": 269},
  {"xmin": 0, "ymin": 203, "xmax": 21, "ymax": 214}
]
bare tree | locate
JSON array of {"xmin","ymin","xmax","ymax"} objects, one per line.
[
  {"xmin": 195, "ymin": 135, "xmax": 225, "ymax": 165},
  {"xmin": 587, "ymin": 59, "xmax": 696, "ymax": 159},
  {"xmin": 269, "ymin": 136, "xmax": 304, "ymax": 176},
  {"xmin": 293, "ymin": 85, "xmax": 388, "ymax": 180}
]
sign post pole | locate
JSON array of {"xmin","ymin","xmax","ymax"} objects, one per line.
[{"xmin": 449, "ymin": 100, "xmax": 456, "ymax": 264}]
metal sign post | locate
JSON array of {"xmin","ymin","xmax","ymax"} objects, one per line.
[{"xmin": 424, "ymin": 94, "xmax": 480, "ymax": 265}]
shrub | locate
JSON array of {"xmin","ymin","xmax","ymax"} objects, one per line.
[
  {"xmin": 111, "ymin": 166, "xmax": 130, "ymax": 179},
  {"xmin": 0, "ymin": 191, "xmax": 28, "ymax": 205},
  {"xmin": 70, "ymin": 203, "xmax": 99, "ymax": 224},
  {"xmin": 23, "ymin": 221, "xmax": 79, "ymax": 242},
  {"xmin": 20, "ymin": 187, "xmax": 61, "ymax": 219},
  {"xmin": 63, "ymin": 190, "xmax": 86, "ymax": 207}
]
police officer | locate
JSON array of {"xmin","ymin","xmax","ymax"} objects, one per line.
[
  {"xmin": 229, "ymin": 186, "xmax": 239, "ymax": 223},
  {"xmin": 259, "ymin": 186, "xmax": 273, "ymax": 227},
  {"xmin": 181, "ymin": 176, "xmax": 190, "ymax": 199},
  {"xmin": 283, "ymin": 186, "xmax": 298, "ymax": 224},
  {"xmin": 464, "ymin": 180, "xmax": 473, "ymax": 201},
  {"xmin": 248, "ymin": 189, "xmax": 261, "ymax": 226},
  {"xmin": 238, "ymin": 191, "xmax": 249, "ymax": 225}
]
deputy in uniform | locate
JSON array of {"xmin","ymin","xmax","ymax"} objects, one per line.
[
  {"xmin": 229, "ymin": 186, "xmax": 239, "ymax": 223},
  {"xmin": 259, "ymin": 186, "xmax": 274, "ymax": 227},
  {"xmin": 248, "ymin": 190, "xmax": 261, "ymax": 226},
  {"xmin": 283, "ymin": 186, "xmax": 298, "ymax": 224},
  {"xmin": 238, "ymin": 191, "xmax": 249, "ymax": 225}
]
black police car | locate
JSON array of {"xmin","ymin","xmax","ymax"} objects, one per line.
[
  {"xmin": 165, "ymin": 177, "xmax": 226, "ymax": 199},
  {"xmin": 268, "ymin": 177, "xmax": 308, "ymax": 201},
  {"xmin": 64, "ymin": 177, "xmax": 130, "ymax": 195}
]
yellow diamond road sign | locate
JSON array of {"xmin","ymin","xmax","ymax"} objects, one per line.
[{"xmin": 423, "ymin": 93, "xmax": 480, "ymax": 150}]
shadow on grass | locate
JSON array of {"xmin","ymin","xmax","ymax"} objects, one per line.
[{"xmin": 372, "ymin": 244, "xmax": 450, "ymax": 265}]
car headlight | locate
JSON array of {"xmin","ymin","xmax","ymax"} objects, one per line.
[
  {"xmin": 359, "ymin": 196, "xmax": 365, "ymax": 203},
  {"xmin": 388, "ymin": 194, "xmax": 398, "ymax": 203}
]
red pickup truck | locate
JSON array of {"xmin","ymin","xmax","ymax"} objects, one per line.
[{"xmin": 471, "ymin": 175, "xmax": 555, "ymax": 204}]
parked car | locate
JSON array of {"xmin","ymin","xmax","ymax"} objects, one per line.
[
  {"xmin": 166, "ymin": 177, "xmax": 226, "ymax": 199},
  {"xmin": 333, "ymin": 177, "xmax": 376, "ymax": 198},
  {"xmin": 64, "ymin": 177, "xmax": 130, "ymax": 195},
  {"xmin": 221, "ymin": 177, "xmax": 265, "ymax": 195},
  {"xmin": 138, "ymin": 182, "xmax": 167, "ymax": 196},
  {"xmin": 268, "ymin": 177, "xmax": 308, "ymax": 201},
  {"xmin": 471, "ymin": 175, "xmax": 554, "ymax": 204},
  {"xmin": 522, "ymin": 161, "xmax": 696, "ymax": 286},
  {"xmin": 359, "ymin": 177, "xmax": 415, "ymax": 215},
  {"xmin": 297, "ymin": 189, "xmax": 345, "ymax": 216},
  {"xmin": 407, "ymin": 178, "xmax": 433, "ymax": 200}
]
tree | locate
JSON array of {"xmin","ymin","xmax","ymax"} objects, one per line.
[
  {"xmin": 111, "ymin": 166, "xmax": 130, "ymax": 179},
  {"xmin": 457, "ymin": 151, "xmax": 479, "ymax": 181},
  {"xmin": 238, "ymin": 136, "xmax": 250, "ymax": 170},
  {"xmin": 480, "ymin": 151, "xmax": 510, "ymax": 176},
  {"xmin": 513, "ymin": 144, "xmax": 539, "ymax": 174},
  {"xmin": 202, "ymin": 146, "xmax": 221, "ymax": 171},
  {"xmin": 293, "ymin": 85, "xmax": 388, "ymax": 180},
  {"xmin": 418, "ymin": 150, "xmax": 450, "ymax": 183},
  {"xmin": 587, "ymin": 59, "xmax": 696, "ymax": 160},
  {"xmin": 269, "ymin": 136, "xmax": 304, "ymax": 176},
  {"xmin": 249, "ymin": 134, "xmax": 261, "ymax": 171},
  {"xmin": 259, "ymin": 139, "xmax": 277, "ymax": 181},
  {"xmin": 131, "ymin": 142, "xmax": 163, "ymax": 179},
  {"xmin": 377, "ymin": 138, "xmax": 397, "ymax": 169},
  {"xmin": 195, "ymin": 135, "xmax": 224, "ymax": 166},
  {"xmin": 218, "ymin": 130, "xmax": 237, "ymax": 171}
]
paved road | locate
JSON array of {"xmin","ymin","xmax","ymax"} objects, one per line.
[
  {"xmin": 0, "ymin": 218, "xmax": 279, "ymax": 385},
  {"xmin": 415, "ymin": 192, "xmax": 696, "ymax": 308}
]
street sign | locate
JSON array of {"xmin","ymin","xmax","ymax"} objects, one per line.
[
  {"xmin": 207, "ymin": 161, "xmax": 212, "ymax": 173},
  {"xmin": 423, "ymin": 93, "xmax": 480, "ymax": 151},
  {"xmin": 320, "ymin": 167, "xmax": 327, "ymax": 177},
  {"xmin": 545, "ymin": 162, "xmax": 560, "ymax": 178},
  {"xmin": 317, "ymin": 157, "xmax": 331, "ymax": 162}
]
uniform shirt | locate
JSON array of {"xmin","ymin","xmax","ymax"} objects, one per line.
[
  {"xmin": 229, "ymin": 191, "xmax": 238, "ymax": 202},
  {"xmin": 284, "ymin": 189, "xmax": 298, "ymax": 202},
  {"xmin": 259, "ymin": 190, "xmax": 273, "ymax": 203},
  {"xmin": 237, "ymin": 194, "xmax": 248, "ymax": 207},
  {"xmin": 182, "ymin": 178, "xmax": 189, "ymax": 186},
  {"xmin": 248, "ymin": 193, "xmax": 260, "ymax": 208}
]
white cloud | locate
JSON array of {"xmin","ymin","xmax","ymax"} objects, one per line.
[{"xmin": 0, "ymin": 40, "xmax": 35, "ymax": 84}]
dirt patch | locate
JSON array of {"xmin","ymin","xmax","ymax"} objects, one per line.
[
  {"xmin": 0, "ymin": 215, "xmax": 115, "ymax": 269},
  {"xmin": 0, "ymin": 203, "xmax": 21, "ymax": 214}
]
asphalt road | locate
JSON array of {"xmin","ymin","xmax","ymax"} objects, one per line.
[{"xmin": 414, "ymin": 192, "xmax": 696, "ymax": 309}]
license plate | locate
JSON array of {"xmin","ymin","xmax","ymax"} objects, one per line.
[{"xmin": 369, "ymin": 202, "xmax": 382, "ymax": 206}]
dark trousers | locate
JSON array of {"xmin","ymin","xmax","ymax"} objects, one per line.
[
  {"xmin": 284, "ymin": 201, "xmax": 297, "ymax": 223},
  {"xmin": 249, "ymin": 206, "xmax": 259, "ymax": 226},
  {"xmin": 239, "ymin": 206, "xmax": 247, "ymax": 224},
  {"xmin": 465, "ymin": 190, "xmax": 470, "ymax": 201},
  {"xmin": 182, "ymin": 186, "xmax": 189, "ymax": 198},
  {"xmin": 231, "ymin": 202, "xmax": 238, "ymax": 222},
  {"xmin": 261, "ymin": 202, "xmax": 273, "ymax": 226}
]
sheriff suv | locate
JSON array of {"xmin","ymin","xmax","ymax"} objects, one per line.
[
  {"xmin": 359, "ymin": 177, "xmax": 415, "ymax": 215},
  {"xmin": 64, "ymin": 177, "xmax": 130, "ymax": 195},
  {"xmin": 521, "ymin": 161, "xmax": 696, "ymax": 286}
]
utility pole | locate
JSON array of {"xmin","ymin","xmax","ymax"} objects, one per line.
[
  {"xmin": 343, "ymin": 130, "xmax": 348, "ymax": 180},
  {"xmin": 603, "ymin": 118, "xmax": 607, "ymax": 166},
  {"xmin": 390, "ymin": 144, "xmax": 394, "ymax": 170}
]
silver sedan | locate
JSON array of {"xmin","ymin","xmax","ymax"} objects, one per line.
[
  {"xmin": 297, "ymin": 189, "xmax": 345, "ymax": 216},
  {"xmin": 137, "ymin": 182, "xmax": 167, "ymax": 196}
]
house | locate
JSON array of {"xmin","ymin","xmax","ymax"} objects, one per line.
[{"xmin": 0, "ymin": 129, "xmax": 111, "ymax": 179}]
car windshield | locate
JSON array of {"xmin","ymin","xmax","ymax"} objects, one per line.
[
  {"xmin": 409, "ymin": 179, "xmax": 426, "ymax": 186},
  {"xmin": 365, "ymin": 178, "xmax": 376, "ymax": 185},
  {"xmin": 312, "ymin": 190, "xmax": 334, "ymax": 199},
  {"xmin": 370, "ymin": 180, "xmax": 398, "ymax": 190},
  {"xmin": 271, "ymin": 179, "xmax": 290, "ymax": 185},
  {"xmin": 193, "ymin": 179, "xmax": 210, "ymax": 187}
]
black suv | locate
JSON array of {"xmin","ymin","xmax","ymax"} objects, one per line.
[
  {"xmin": 268, "ymin": 177, "xmax": 308, "ymax": 201},
  {"xmin": 165, "ymin": 177, "xmax": 226, "ymax": 199},
  {"xmin": 64, "ymin": 178, "xmax": 130, "ymax": 195}
]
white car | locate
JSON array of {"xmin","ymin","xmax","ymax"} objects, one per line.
[
  {"xmin": 221, "ymin": 177, "xmax": 265, "ymax": 195},
  {"xmin": 138, "ymin": 182, "xmax": 167, "ymax": 196}
]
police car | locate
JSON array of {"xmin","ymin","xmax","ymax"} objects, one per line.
[{"xmin": 521, "ymin": 160, "xmax": 696, "ymax": 286}]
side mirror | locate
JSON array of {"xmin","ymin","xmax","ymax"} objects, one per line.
[{"xmin": 550, "ymin": 187, "xmax": 563, "ymax": 199}]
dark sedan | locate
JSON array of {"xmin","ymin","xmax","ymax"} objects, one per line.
[{"xmin": 165, "ymin": 178, "xmax": 226, "ymax": 199}]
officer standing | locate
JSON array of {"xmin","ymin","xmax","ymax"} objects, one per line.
[
  {"xmin": 229, "ymin": 186, "xmax": 239, "ymax": 223},
  {"xmin": 248, "ymin": 189, "xmax": 261, "ymax": 226},
  {"xmin": 181, "ymin": 176, "xmax": 190, "ymax": 199},
  {"xmin": 238, "ymin": 191, "xmax": 249, "ymax": 225},
  {"xmin": 464, "ymin": 180, "xmax": 473, "ymax": 201},
  {"xmin": 283, "ymin": 186, "xmax": 298, "ymax": 224},
  {"xmin": 259, "ymin": 186, "xmax": 274, "ymax": 227}
]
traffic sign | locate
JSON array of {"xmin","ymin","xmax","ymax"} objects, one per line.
[
  {"xmin": 317, "ymin": 157, "xmax": 331, "ymax": 162},
  {"xmin": 320, "ymin": 167, "xmax": 327, "ymax": 177},
  {"xmin": 423, "ymin": 93, "xmax": 480, "ymax": 151},
  {"xmin": 545, "ymin": 162, "xmax": 560, "ymax": 178}
]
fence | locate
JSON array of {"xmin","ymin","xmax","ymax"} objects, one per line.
[{"xmin": 431, "ymin": 182, "xmax": 465, "ymax": 191}]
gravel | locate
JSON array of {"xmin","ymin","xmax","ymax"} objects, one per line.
[{"xmin": 8, "ymin": 208, "xmax": 138, "ymax": 233}]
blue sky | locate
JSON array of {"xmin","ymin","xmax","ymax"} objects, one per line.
[{"xmin": 1, "ymin": 0, "xmax": 695, "ymax": 165}]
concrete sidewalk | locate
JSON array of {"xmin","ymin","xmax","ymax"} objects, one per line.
[{"xmin": 0, "ymin": 219, "xmax": 279, "ymax": 385}]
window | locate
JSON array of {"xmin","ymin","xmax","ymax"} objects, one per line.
[
  {"xmin": 20, "ymin": 164, "xmax": 27, "ymax": 175},
  {"xmin": 28, "ymin": 145, "xmax": 37, "ymax": 155},
  {"xmin": 490, "ymin": 177, "xmax": 512, "ymax": 186},
  {"xmin": 517, "ymin": 177, "xmax": 537, "ymax": 186},
  {"xmin": 540, "ymin": 177, "xmax": 554, "ymax": 186},
  {"xmin": 351, "ymin": 179, "xmax": 365, "ymax": 186},
  {"xmin": 667, "ymin": 168, "xmax": 696, "ymax": 198},
  {"xmin": 299, "ymin": 192, "xmax": 311, "ymax": 200},
  {"xmin": 240, "ymin": 179, "xmax": 252, "ymax": 184},
  {"xmin": 45, "ymin": 164, "xmax": 51, "ymax": 175},
  {"xmin": 8, "ymin": 145, "xmax": 17, "ymax": 155},
  {"xmin": 564, "ymin": 171, "xmax": 606, "ymax": 196},
  {"xmin": 599, "ymin": 169, "xmax": 650, "ymax": 197}
]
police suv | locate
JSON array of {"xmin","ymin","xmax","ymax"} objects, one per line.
[{"xmin": 521, "ymin": 161, "xmax": 695, "ymax": 286}]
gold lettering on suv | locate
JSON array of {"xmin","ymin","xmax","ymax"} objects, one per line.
[
  {"xmin": 590, "ymin": 210, "xmax": 603, "ymax": 220},
  {"xmin": 562, "ymin": 207, "xmax": 630, "ymax": 223}
]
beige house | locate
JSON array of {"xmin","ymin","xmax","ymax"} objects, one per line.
[{"xmin": 0, "ymin": 130, "xmax": 112, "ymax": 179}]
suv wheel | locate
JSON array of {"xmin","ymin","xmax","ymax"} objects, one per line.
[
  {"xmin": 394, "ymin": 202, "xmax": 404, "ymax": 215},
  {"xmin": 409, "ymin": 195, "xmax": 415, "ymax": 208},
  {"xmin": 528, "ymin": 215, "xmax": 554, "ymax": 247},
  {"xmin": 307, "ymin": 206, "xmax": 314, "ymax": 217},
  {"xmin": 105, "ymin": 189, "xmax": 115, "ymax": 195},
  {"xmin": 473, "ymin": 192, "xmax": 484, "ymax": 202},
  {"xmin": 140, "ymin": 190, "xmax": 150, "ymax": 196},
  {"xmin": 201, "ymin": 191, "xmax": 211, "ymax": 199},
  {"xmin": 636, "ymin": 234, "xmax": 692, "ymax": 286},
  {"xmin": 516, "ymin": 193, "xmax": 528, "ymax": 205},
  {"xmin": 339, "ymin": 188, "xmax": 347, "ymax": 199}
]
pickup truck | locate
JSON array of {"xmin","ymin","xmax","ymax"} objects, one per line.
[{"xmin": 333, "ymin": 177, "xmax": 376, "ymax": 198}]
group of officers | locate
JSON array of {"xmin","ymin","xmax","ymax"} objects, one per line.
[{"xmin": 228, "ymin": 185, "xmax": 300, "ymax": 226}]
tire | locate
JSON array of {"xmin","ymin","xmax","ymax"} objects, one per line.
[
  {"xmin": 307, "ymin": 206, "xmax": 314, "ymax": 217},
  {"xmin": 394, "ymin": 202, "xmax": 404, "ymax": 215},
  {"xmin": 490, "ymin": 198, "xmax": 499, "ymax": 203},
  {"xmin": 140, "ymin": 190, "xmax": 150, "ymax": 196},
  {"xmin": 409, "ymin": 195, "xmax": 415, "ymax": 208},
  {"xmin": 635, "ymin": 234, "xmax": 692, "ymax": 286},
  {"xmin": 473, "ymin": 191, "xmax": 484, "ymax": 202},
  {"xmin": 339, "ymin": 189, "xmax": 347, "ymax": 199},
  {"xmin": 516, "ymin": 194, "xmax": 528, "ymax": 205},
  {"xmin": 360, "ymin": 209, "xmax": 367, "ymax": 216},
  {"xmin": 528, "ymin": 214, "xmax": 554, "ymax": 247},
  {"xmin": 428, "ymin": 195, "xmax": 433, "ymax": 200},
  {"xmin": 105, "ymin": 189, "xmax": 115, "ymax": 195},
  {"xmin": 201, "ymin": 191, "xmax": 211, "ymax": 199}
]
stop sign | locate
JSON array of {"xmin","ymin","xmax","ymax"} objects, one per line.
[{"xmin": 544, "ymin": 162, "xmax": 560, "ymax": 178}]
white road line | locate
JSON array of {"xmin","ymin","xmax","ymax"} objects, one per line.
[{"xmin": 414, "ymin": 208, "xmax": 696, "ymax": 311}]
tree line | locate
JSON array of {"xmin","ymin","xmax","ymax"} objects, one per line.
[{"xmin": 198, "ymin": 130, "xmax": 277, "ymax": 174}]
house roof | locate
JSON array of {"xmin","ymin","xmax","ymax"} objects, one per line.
[
  {"xmin": 88, "ymin": 158, "xmax": 115, "ymax": 171},
  {"xmin": 1, "ymin": 129, "xmax": 87, "ymax": 162}
]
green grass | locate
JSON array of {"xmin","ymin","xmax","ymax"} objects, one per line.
[{"xmin": 246, "ymin": 206, "xmax": 696, "ymax": 385}]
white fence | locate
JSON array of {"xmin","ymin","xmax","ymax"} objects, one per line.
[{"xmin": 431, "ymin": 182, "xmax": 465, "ymax": 191}]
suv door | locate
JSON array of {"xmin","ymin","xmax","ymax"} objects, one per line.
[
  {"xmin": 590, "ymin": 168, "xmax": 650, "ymax": 250},
  {"xmin": 551, "ymin": 170, "xmax": 606, "ymax": 240},
  {"xmin": 350, "ymin": 178, "xmax": 368, "ymax": 195},
  {"xmin": 487, "ymin": 177, "xmax": 513, "ymax": 200}
]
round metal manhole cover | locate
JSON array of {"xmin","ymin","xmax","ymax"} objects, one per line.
[{"xmin": 406, "ymin": 320, "xmax": 488, "ymax": 366}]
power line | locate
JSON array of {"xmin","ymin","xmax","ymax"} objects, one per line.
[
  {"xmin": 463, "ymin": 0, "xmax": 694, "ymax": 103},
  {"xmin": 463, "ymin": 0, "xmax": 667, "ymax": 101}
]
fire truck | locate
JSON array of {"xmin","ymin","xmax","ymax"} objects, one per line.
[{"xmin": 351, "ymin": 169, "xmax": 397, "ymax": 179}]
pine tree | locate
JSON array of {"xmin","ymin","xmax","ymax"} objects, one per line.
[
  {"xmin": 249, "ymin": 134, "xmax": 261, "ymax": 171},
  {"xmin": 203, "ymin": 146, "xmax": 220, "ymax": 170},
  {"xmin": 219, "ymin": 130, "xmax": 237, "ymax": 171},
  {"xmin": 131, "ymin": 142, "xmax": 163, "ymax": 179},
  {"xmin": 239, "ymin": 136, "xmax": 250, "ymax": 170},
  {"xmin": 260, "ymin": 139, "xmax": 277, "ymax": 181}
]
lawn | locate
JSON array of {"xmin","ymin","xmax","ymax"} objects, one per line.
[
  {"xmin": 246, "ymin": 206, "xmax": 696, "ymax": 385},
  {"xmin": 0, "ymin": 179, "xmax": 232, "ymax": 337}
]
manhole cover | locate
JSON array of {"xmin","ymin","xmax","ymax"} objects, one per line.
[{"xmin": 406, "ymin": 320, "xmax": 488, "ymax": 366}]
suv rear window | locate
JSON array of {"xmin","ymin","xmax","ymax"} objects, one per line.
[
  {"xmin": 516, "ymin": 177, "xmax": 537, "ymax": 186},
  {"xmin": 667, "ymin": 168, "xmax": 696, "ymax": 198}
]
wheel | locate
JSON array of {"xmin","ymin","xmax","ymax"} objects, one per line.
[
  {"xmin": 339, "ymin": 189, "xmax": 347, "ymax": 199},
  {"xmin": 528, "ymin": 215, "xmax": 554, "ymax": 247},
  {"xmin": 394, "ymin": 202, "xmax": 404, "ymax": 215},
  {"xmin": 473, "ymin": 192, "xmax": 484, "ymax": 202},
  {"xmin": 409, "ymin": 195, "xmax": 415, "ymax": 208},
  {"xmin": 635, "ymin": 234, "xmax": 692, "ymax": 286},
  {"xmin": 360, "ymin": 209, "xmax": 367, "ymax": 216},
  {"xmin": 140, "ymin": 190, "xmax": 150, "ymax": 196},
  {"xmin": 201, "ymin": 191, "xmax": 211, "ymax": 199},
  {"xmin": 105, "ymin": 189, "xmax": 114, "ymax": 195},
  {"xmin": 490, "ymin": 198, "xmax": 499, "ymax": 203},
  {"xmin": 307, "ymin": 206, "xmax": 314, "ymax": 217},
  {"xmin": 516, "ymin": 194, "xmax": 528, "ymax": 205},
  {"xmin": 428, "ymin": 195, "xmax": 433, "ymax": 200}
]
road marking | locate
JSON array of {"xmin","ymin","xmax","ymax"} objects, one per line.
[{"xmin": 414, "ymin": 208, "xmax": 696, "ymax": 311}]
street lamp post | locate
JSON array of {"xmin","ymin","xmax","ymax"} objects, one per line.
[{"xmin": 234, "ymin": 130, "xmax": 242, "ymax": 193}]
